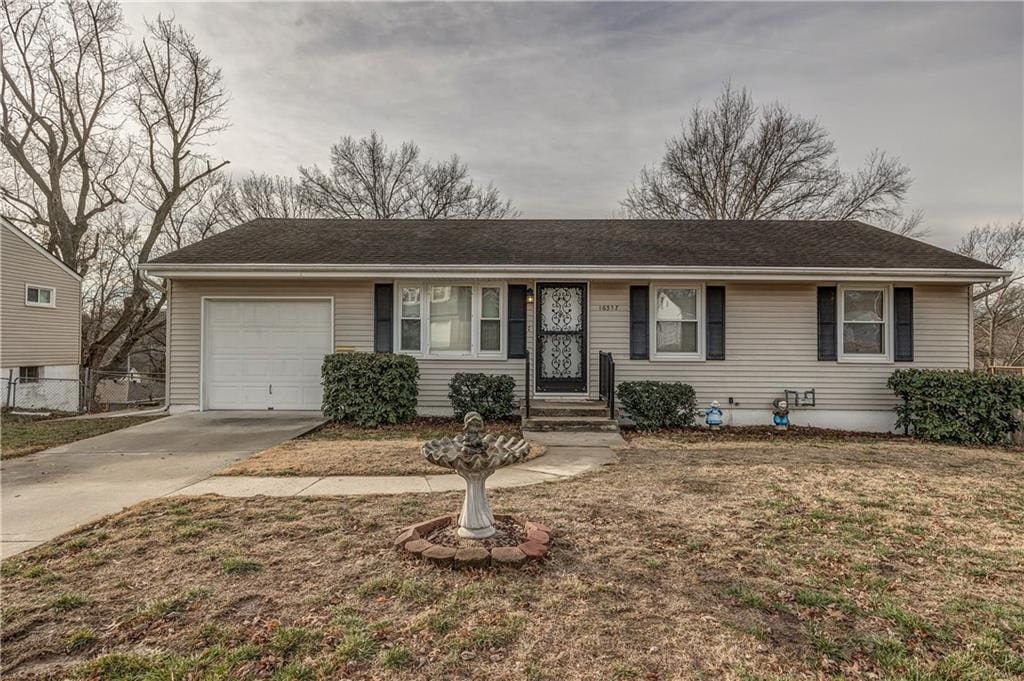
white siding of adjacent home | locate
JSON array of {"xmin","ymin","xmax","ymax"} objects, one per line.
[
  {"xmin": 0, "ymin": 223, "xmax": 82, "ymax": 369},
  {"xmin": 166, "ymin": 278, "xmax": 971, "ymax": 428}
]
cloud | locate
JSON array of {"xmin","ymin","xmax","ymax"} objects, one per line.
[{"xmin": 120, "ymin": 1, "xmax": 1023, "ymax": 247}]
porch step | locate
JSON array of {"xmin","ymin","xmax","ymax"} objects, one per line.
[
  {"xmin": 521, "ymin": 415, "xmax": 620, "ymax": 432},
  {"xmin": 528, "ymin": 400, "xmax": 611, "ymax": 418}
]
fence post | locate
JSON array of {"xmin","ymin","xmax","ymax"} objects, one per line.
[{"xmin": 4, "ymin": 369, "xmax": 12, "ymax": 408}]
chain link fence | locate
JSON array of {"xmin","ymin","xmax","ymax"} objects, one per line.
[
  {"xmin": 2, "ymin": 375, "xmax": 82, "ymax": 413},
  {"xmin": 89, "ymin": 370, "xmax": 165, "ymax": 412},
  {"xmin": 2, "ymin": 369, "xmax": 166, "ymax": 414}
]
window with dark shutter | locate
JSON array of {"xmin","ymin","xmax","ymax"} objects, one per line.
[
  {"xmin": 629, "ymin": 285, "xmax": 649, "ymax": 360},
  {"xmin": 706, "ymin": 286, "xmax": 726, "ymax": 360},
  {"xmin": 817, "ymin": 286, "xmax": 837, "ymax": 361},
  {"xmin": 507, "ymin": 285, "xmax": 527, "ymax": 359},
  {"xmin": 373, "ymin": 283, "xmax": 393, "ymax": 353},
  {"xmin": 894, "ymin": 287, "xmax": 914, "ymax": 362}
]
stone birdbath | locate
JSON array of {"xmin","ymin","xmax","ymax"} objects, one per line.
[{"xmin": 421, "ymin": 411, "xmax": 531, "ymax": 538}]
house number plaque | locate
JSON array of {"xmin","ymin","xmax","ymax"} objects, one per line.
[{"xmin": 596, "ymin": 304, "xmax": 621, "ymax": 312}]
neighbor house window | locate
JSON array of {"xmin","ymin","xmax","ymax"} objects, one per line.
[
  {"xmin": 25, "ymin": 285, "xmax": 55, "ymax": 307},
  {"xmin": 654, "ymin": 286, "xmax": 701, "ymax": 357},
  {"xmin": 840, "ymin": 287, "xmax": 889, "ymax": 359},
  {"xmin": 19, "ymin": 366, "xmax": 40, "ymax": 383},
  {"xmin": 396, "ymin": 283, "xmax": 503, "ymax": 357}
]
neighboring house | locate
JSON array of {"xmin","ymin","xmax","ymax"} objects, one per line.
[
  {"xmin": 1, "ymin": 218, "xmax": 83, "ymax": 412},
  {"xmin": 141, "ymin": 219, "xmax": 1006, "ymax": 431}
]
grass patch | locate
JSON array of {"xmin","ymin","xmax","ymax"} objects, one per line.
[
  {"xmin": 220, "ymin": 558, "xmax": 262, "ymax": 575},
  {"xmin": 65, "ymin": 628, "xmax": 98, "ymax": 652},
  {"xmin": 0, "ymin": 413, "xmax": 165, "ymax": 459},
  {"xmin": 379, "ymin": 645, "xmax": 414, "ymax": 669},
  {"xmin": 49, "ymin": 593, "xmax": 88, "ymax": 611}
]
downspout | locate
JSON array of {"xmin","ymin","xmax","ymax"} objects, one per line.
[{"xmin": 164, "ymin": 278, "xmax": 172, "ymax": 411}]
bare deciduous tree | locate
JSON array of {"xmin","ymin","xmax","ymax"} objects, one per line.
[
  {"xmin": 2, "ymin": 1, "xmax": 230, "ymax": 405},
  {"xmin": 299, "ymin": 130, "xmax": 516, "ymax": 219},
  {"xmin": 221, "ymin": 172, "xmax": 318, "ymax": 223},
  {"xmin": 1, "ymin": 0, "xmax": 134, "ymax": 272},
  {"xmin": 958, "ymin": 218, "xmax": 1024, "ymax": 368},
  {"xmin": 82, "ymin": 15, "xmax": 229, "ymax": 387},
  {"xmin": 622, "ymin": 83, "xmax": 925, "ymax": 236}
]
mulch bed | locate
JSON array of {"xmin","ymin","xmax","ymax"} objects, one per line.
[{"xmin": 425, "ymin": 518, "xmax": 527, "ymax": 549}]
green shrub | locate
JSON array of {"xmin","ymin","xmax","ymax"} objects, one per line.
[
  {"xmin": 448, "ymin": 373, "xmax": 517, "ymax": 420},
  {"xmin": 887, "ymin": 369, "xmax": 1024, "ymax": 445},
  {"xmin": 617, "ymin": 381, "xmax": 698, "ymax": 430},
  {"xmin": 321, "ymin": 353, "xmax": 419, "ymax": 427}
]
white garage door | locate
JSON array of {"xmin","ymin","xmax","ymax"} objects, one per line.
[{"xmin": 203, "ymin": 299, "xmax": 332, "ymax": 410}]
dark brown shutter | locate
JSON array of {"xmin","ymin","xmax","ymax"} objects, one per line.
[
  {"xmin": 706, "ymin": 286, "xmax": 726, "ymax": 360},
  {"xmin": 629, "ymin": 285, "xmax": 649, "ymax": 360},
  {"xmin": 374, "ymin": 283, "xmax": 393, "ymax": 353},
  {"xmin": 507, "ymin": 285, "xmax": 527, "ymax": 359},
  {"xmin": 894, "ymin": 287, "xmax": 914, "ymax": 362},
  {"xmin": 817, "ymin": 286, "xmax": 837, "ymax": 361}
]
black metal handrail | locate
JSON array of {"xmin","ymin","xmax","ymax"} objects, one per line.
[
  {"xmin": 598, "ymin": 351, "xmax": 615, "ymax": 418},
  {"xmin": 523, "ymin": 349, "xmax": 531, "ymax": 419}
]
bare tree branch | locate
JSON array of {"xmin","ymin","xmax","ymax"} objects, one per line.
[
  {"xmin": 299, "ymin": 131, "xmax": 516, "ymax": 219},
  {"xmin": 621, "ymin": 82, "xmax": 922, "ymax": 235}
]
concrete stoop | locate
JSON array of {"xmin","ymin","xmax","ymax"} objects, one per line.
[{"xmin": 523, "ymin": 399, "xmax": 619, "ymax": 433}]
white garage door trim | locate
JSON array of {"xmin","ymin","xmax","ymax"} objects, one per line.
[{"xmin": 200, "ymin": 296, "xmax": 335, "ymax": 411}]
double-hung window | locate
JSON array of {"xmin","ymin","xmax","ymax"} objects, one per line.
[
  {"xmin": 839, "ymin": 286, "xmax": 890, "ymax": 361},
  {"xmin": 396, "ymin": 283, "xmax": 504, "ymax": 357},
  {"xmin": 25, "ymin": 285, "xmax": 55, "ymax": 307},
  {"xmin": 653, "ymin": 286, "xmax": 702, "ymax": 359}
]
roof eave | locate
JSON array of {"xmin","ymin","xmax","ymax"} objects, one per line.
[{"xmin": 140, "ymin": 262, "xmax": 1009, "ymax": 284}]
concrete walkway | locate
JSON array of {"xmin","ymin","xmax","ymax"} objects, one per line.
[
  {"xmin": 171, "ymin": 430, "xmax": 623, "ymax": 498},
  {"xmin": 1, "ymin": 411, "xmax": 325, "ymax": 558}
]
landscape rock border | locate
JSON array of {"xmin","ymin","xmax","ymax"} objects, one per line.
[{"xmin": 394, "ymin": 514, "xmax": 552, "ymax": 569}]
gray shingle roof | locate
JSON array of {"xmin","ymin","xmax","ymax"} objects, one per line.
[{"xmin": 146, "ymin": 219, "xmax": 999, "ymax": 270}]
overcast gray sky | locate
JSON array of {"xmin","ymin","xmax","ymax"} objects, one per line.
[{"xmin": 120, "ymin": 1, "xmax": 1024, "ymax": 249}]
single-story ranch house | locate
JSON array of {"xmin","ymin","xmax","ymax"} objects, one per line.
[{"xmin": 141, "ymin": 219, "xmax": 1006, "ymax": 432}]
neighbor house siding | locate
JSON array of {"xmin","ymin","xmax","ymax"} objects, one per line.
[
  {"xmin": 167, "ymin": 279, "xmax": 528, "ymax": 412},
  {"xmin": 0, "ymin": 224, "xmax": 81, "ymax": 368},
  {"xmin": 588, "ymin": 281, "xmax": 971, "ymax": 414}
]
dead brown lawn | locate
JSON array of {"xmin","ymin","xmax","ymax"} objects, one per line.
[
  {"xmin": 220, "ymin": 439, "xmax": 442, "ymax": 477},
  {"xmin": 2, "ymin": 438, "xmax": 1022, "ymax": 680},
  {"xmin": 220, "ymin": 438, "xmax": 544, "ymax": 478}
]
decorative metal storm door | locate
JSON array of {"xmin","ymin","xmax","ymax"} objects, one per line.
[{"xmin": 535, "ymin": 283, "xmax": 587, "ymax": 393}]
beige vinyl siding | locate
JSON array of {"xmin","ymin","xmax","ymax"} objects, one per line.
[
  {"xmin": 0, "ymin": 224, "xmax": 81, "ymax": 367},
  {"xmin": 167, "ymin": 278, "xmax": 970, "ymax": 415},
  {"xmin": 167, "ymin": 279, "xmax": 527, "ymax": 411},
  {"xmin": 589, "ymin": 281, "xmax": 971, "ymax": 411}
]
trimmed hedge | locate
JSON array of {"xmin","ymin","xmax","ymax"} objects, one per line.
[
  {"xmin": 448, "ymin": 373, "xmax": 517, "ymax": 420},
  {"xmin": 321, "ymin": 352, "xmax": 419, "ymax": 427},
  {"xmin": 887, "ymin": 369, "xmax": 1024, "ymax": 445},
  {"xmin": 617, "ymin": 381, "xmax": 698, "ymax": 430}
]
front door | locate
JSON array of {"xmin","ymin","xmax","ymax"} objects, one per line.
[{"xmin": 535, "ymin": 283, "xmax": 587, "ymax": 393}]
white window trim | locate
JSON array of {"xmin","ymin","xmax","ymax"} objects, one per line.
[
  {"xmin": 25, "ymin": 284, "xmax": 56, "ymax": 308},
  {"xmin": 650, "ymin": 282, "xmax": 705, "ymax": 361},
  {"xmin": 838, "ymin": 284, "xmax": 893, "ymax": 364},
  {"xmin": 394, "ymin": 281, "xmax": 507, "ymax": 360}
]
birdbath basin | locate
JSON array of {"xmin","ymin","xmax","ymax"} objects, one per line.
[{"xmin": 422, "ymin": 411, "xmax": 531, "ymax": 539}]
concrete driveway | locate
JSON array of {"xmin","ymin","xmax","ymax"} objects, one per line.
[{"xmin": 1, "ymin": 411, "xmax": 325, "ymax": 558}]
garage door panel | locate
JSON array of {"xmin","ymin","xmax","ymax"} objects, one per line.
[{"xmin": 204, "ymin": 299, "xmax": 331, "ymax": 411}]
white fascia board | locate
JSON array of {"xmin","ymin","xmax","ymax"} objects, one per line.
[{"xmin": 140, "ymin": 262, "xmax": 1010, "ymax": 284}]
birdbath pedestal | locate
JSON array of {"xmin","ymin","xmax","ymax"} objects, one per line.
[{"xmin": 421, "ymin": 412, "xmax": 531, "ymax": 539}]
